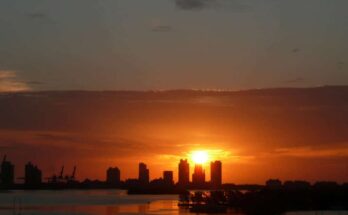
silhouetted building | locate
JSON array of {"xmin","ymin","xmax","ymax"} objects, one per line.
[
  {"xmin": 125, "ymin": 178, "xmax": 140, "ymax": 188},
  {"xmin": 106, "ymin": 167, "xmax": 120, "ymax": 185},
  {"xmin": 163, "ymin": 171, "xmax": 174, "ymax": 185},
  {"xmin": 25, "ymin": 162, "xmax": 42, "ymax": 186},
  {"xmin": 314, "ymin": 181, "xmax": 338, "ymax": 190},
  {"xmin": 1, "ymin": 155, "xmax": 14, "ymax": 185},
  {"xmin": 266, "ymin": 179, "xmax": 282, "ymax": 189},
  {"xmin": 178, "ymin": 159, "xmax": 189, "ymax": 187},
  {"xmin": 284, "ymin": 180, "xmax": 311, "ymax": 190},
  {"xmin": 139, "ymin": 163, "xmax": 149, "ymax": 184},
  {"xmin": 210, "ymin": 161, "xmax": 222, "ymax": 188},
  {"xmin": 192, "ymin": 164, "xmax": 205, "ymax": 187}
]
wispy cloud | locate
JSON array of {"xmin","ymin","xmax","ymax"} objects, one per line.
[
  {"xmin": 284, "ymin": 77, "xmax": 306, "ymax": 84},
  {"xmin": 150, "ymin": 19, "xmax": 173, "ymax": 32},
  {"xmin": 274, "ymin": 145, "xmax": 348, "ymax": 158},
  {"xmin": 28, "ymin": 12, "xmax": 47, "ymax": 19},
  {"xmin": 174, "ymin": 0, "xmax": 251, "ymax": 11},
  {"xmin": 0, "ymin": 70, "xmax": 31, "ymax": 92},
  {"xmin": 152, "ymin": 25, "xmax": 172, "ymax": 32},
  {"xmin": 175, "ymin": 0, "xmax": 208, "ymax": 10},
  {"xmin": 292, "ymin": 48, "xmax": 301, "ymax": 53}
]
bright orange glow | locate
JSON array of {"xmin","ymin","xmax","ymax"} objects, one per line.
[{"xmin": 190, "ymin": 150, "xmax": 209, "ymax": 164}]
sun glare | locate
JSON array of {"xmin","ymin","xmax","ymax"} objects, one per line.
[{"xmin": 191, "ymin": 151, "xmax": 209, "ymax": 164}]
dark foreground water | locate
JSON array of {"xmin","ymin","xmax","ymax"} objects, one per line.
[
  {"xmin": 0, "ymin": 190, "xmax": 180, "ymax": 215},
  {"xmin": 0, "ymin": 190, "xmax": 347, "ymax": 215}
]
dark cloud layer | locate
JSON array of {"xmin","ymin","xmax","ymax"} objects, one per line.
[
  {"xmin": 1, "ymin": 87, "xmax": 348, "ymax": 148},
  {"xmin": 175, "ymin": 0, "xmax": 208, "ymax": 10},
  {"xmin": 174, "ymin": 0, "xmax": 251, "ymax": 11}
]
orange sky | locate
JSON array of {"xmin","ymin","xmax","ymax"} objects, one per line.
[{"xmin": 0, "ymin": 88, "xmax": 348, "ymax": 184}]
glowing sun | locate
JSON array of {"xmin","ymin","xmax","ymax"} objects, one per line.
[{"xmin": 191, "ymin": 151, "xmax": 209, "ymax": 164}]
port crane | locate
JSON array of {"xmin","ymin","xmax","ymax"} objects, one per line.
[{"xmin": 46, "ymin": 166, "xmax": 77, "ymax": 183}]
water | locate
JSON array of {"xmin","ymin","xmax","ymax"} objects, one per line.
[
  {"xmin": 286, "ymin": 213, "xmax": 348, "ymax": 215},
  {"xmin": 0, "ymin": 190, "xmax": 181, "ymax": 215},
  {"xmin": 0, "ymin": 190, "xmax": 346, "ymax": 215}
]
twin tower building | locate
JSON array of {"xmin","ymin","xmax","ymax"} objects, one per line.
[
  {"xmin": 134, "ymin": 160, "xmax": 222, "ymax": 188},
  {"xmin": 178, "ymin": 159, "xmax": 222, "ymax": 188}
]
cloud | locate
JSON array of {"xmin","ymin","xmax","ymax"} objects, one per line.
[
  {"xmin": 292, "ymin": 48, "xmax": 300, "ymax": 53},
  {"xmin": 174, "ymin": 0, "xmax": 251, "ymax": 11},
  {"xmin": 152, "ymin": 25, "xmax": 172, "ymax": 32},
  {"xmin": 150, "ymin": 19, "xmax": 173, "ymax": 33},
  {"xmin": 27, "ymin": 12, "xmax": 55, "ymax": 24},
  {"xmin": 26, "ymin": 81, "xmax": 45, "ymax": 85},
  {"xmin": 28, "ymin": 12, "xmax": 47, "ymax": 19},
  {"xmin": 284, "ymin": 77, "xmax": 306, "ymax": 84},
  {"xmin": 175, "ymin": 0, "xmax": 208, "ymax": 10},
  {"xmin": 337, "ymin": 61, "xmax": 345, "ymax": 70},
  {"xmin": 274, "ymin": 145, "xmax": 348, "ymax": 158},
  {"xmin": 0, "ymin": 70, "xmax": 31, "ymax": 92}
]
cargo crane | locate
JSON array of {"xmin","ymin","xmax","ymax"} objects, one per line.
[
  {"xmin": 71, "ymin": 166, "xmax": 76, "ymax": 181},
  {"xmin": 58, "ymin": 166, "xmax": 64, "ymax": 180},
  {"xmin": 65, "ymin": 166, "xmax": 77, "ymax": 183},
  {"xmin": 46, "ymin": 166, "xmax": 77, "ymax": 184},
  {"xmin": 46, "ymin": 166, "xmax": 65, "ymax": 183},
  {"xmin": 1, "ymin": 155, "xmax": 5, "ymax": 179}
]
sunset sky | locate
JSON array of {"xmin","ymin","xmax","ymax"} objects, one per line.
[
  {"xmin": 0, "ymin": 88, "xmax": 347, "ymax": 184},
  {"xmin": 0, "ymin": 0, "xmax": 348, "ymax": 91},
  {"xmin": 0, "ymin": 0, "xmax": 347, "ymax": 184}
]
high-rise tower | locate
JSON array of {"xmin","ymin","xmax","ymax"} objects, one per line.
[
  {"xmin": 178, "ymin": 159, "xmax": 190, "ymax": 187},
  {"xmin": 210, "ymin": 161, "xmax": 222, "ymax": 188},
  {"xmin": 138, "ymin": 162, "xmax": 149, "ymax": 184},
  {"xmin": 192, "ymin": 164, "xmax": 205, "ymax": 187}
]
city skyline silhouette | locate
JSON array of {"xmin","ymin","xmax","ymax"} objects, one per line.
[
  {"xmin": 1, "ymin": 152, "xmax": 347, "ymax": 190},
  {"xmin": 0, "ymin": 153, "xmax": 224, "ymax": 187}
]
